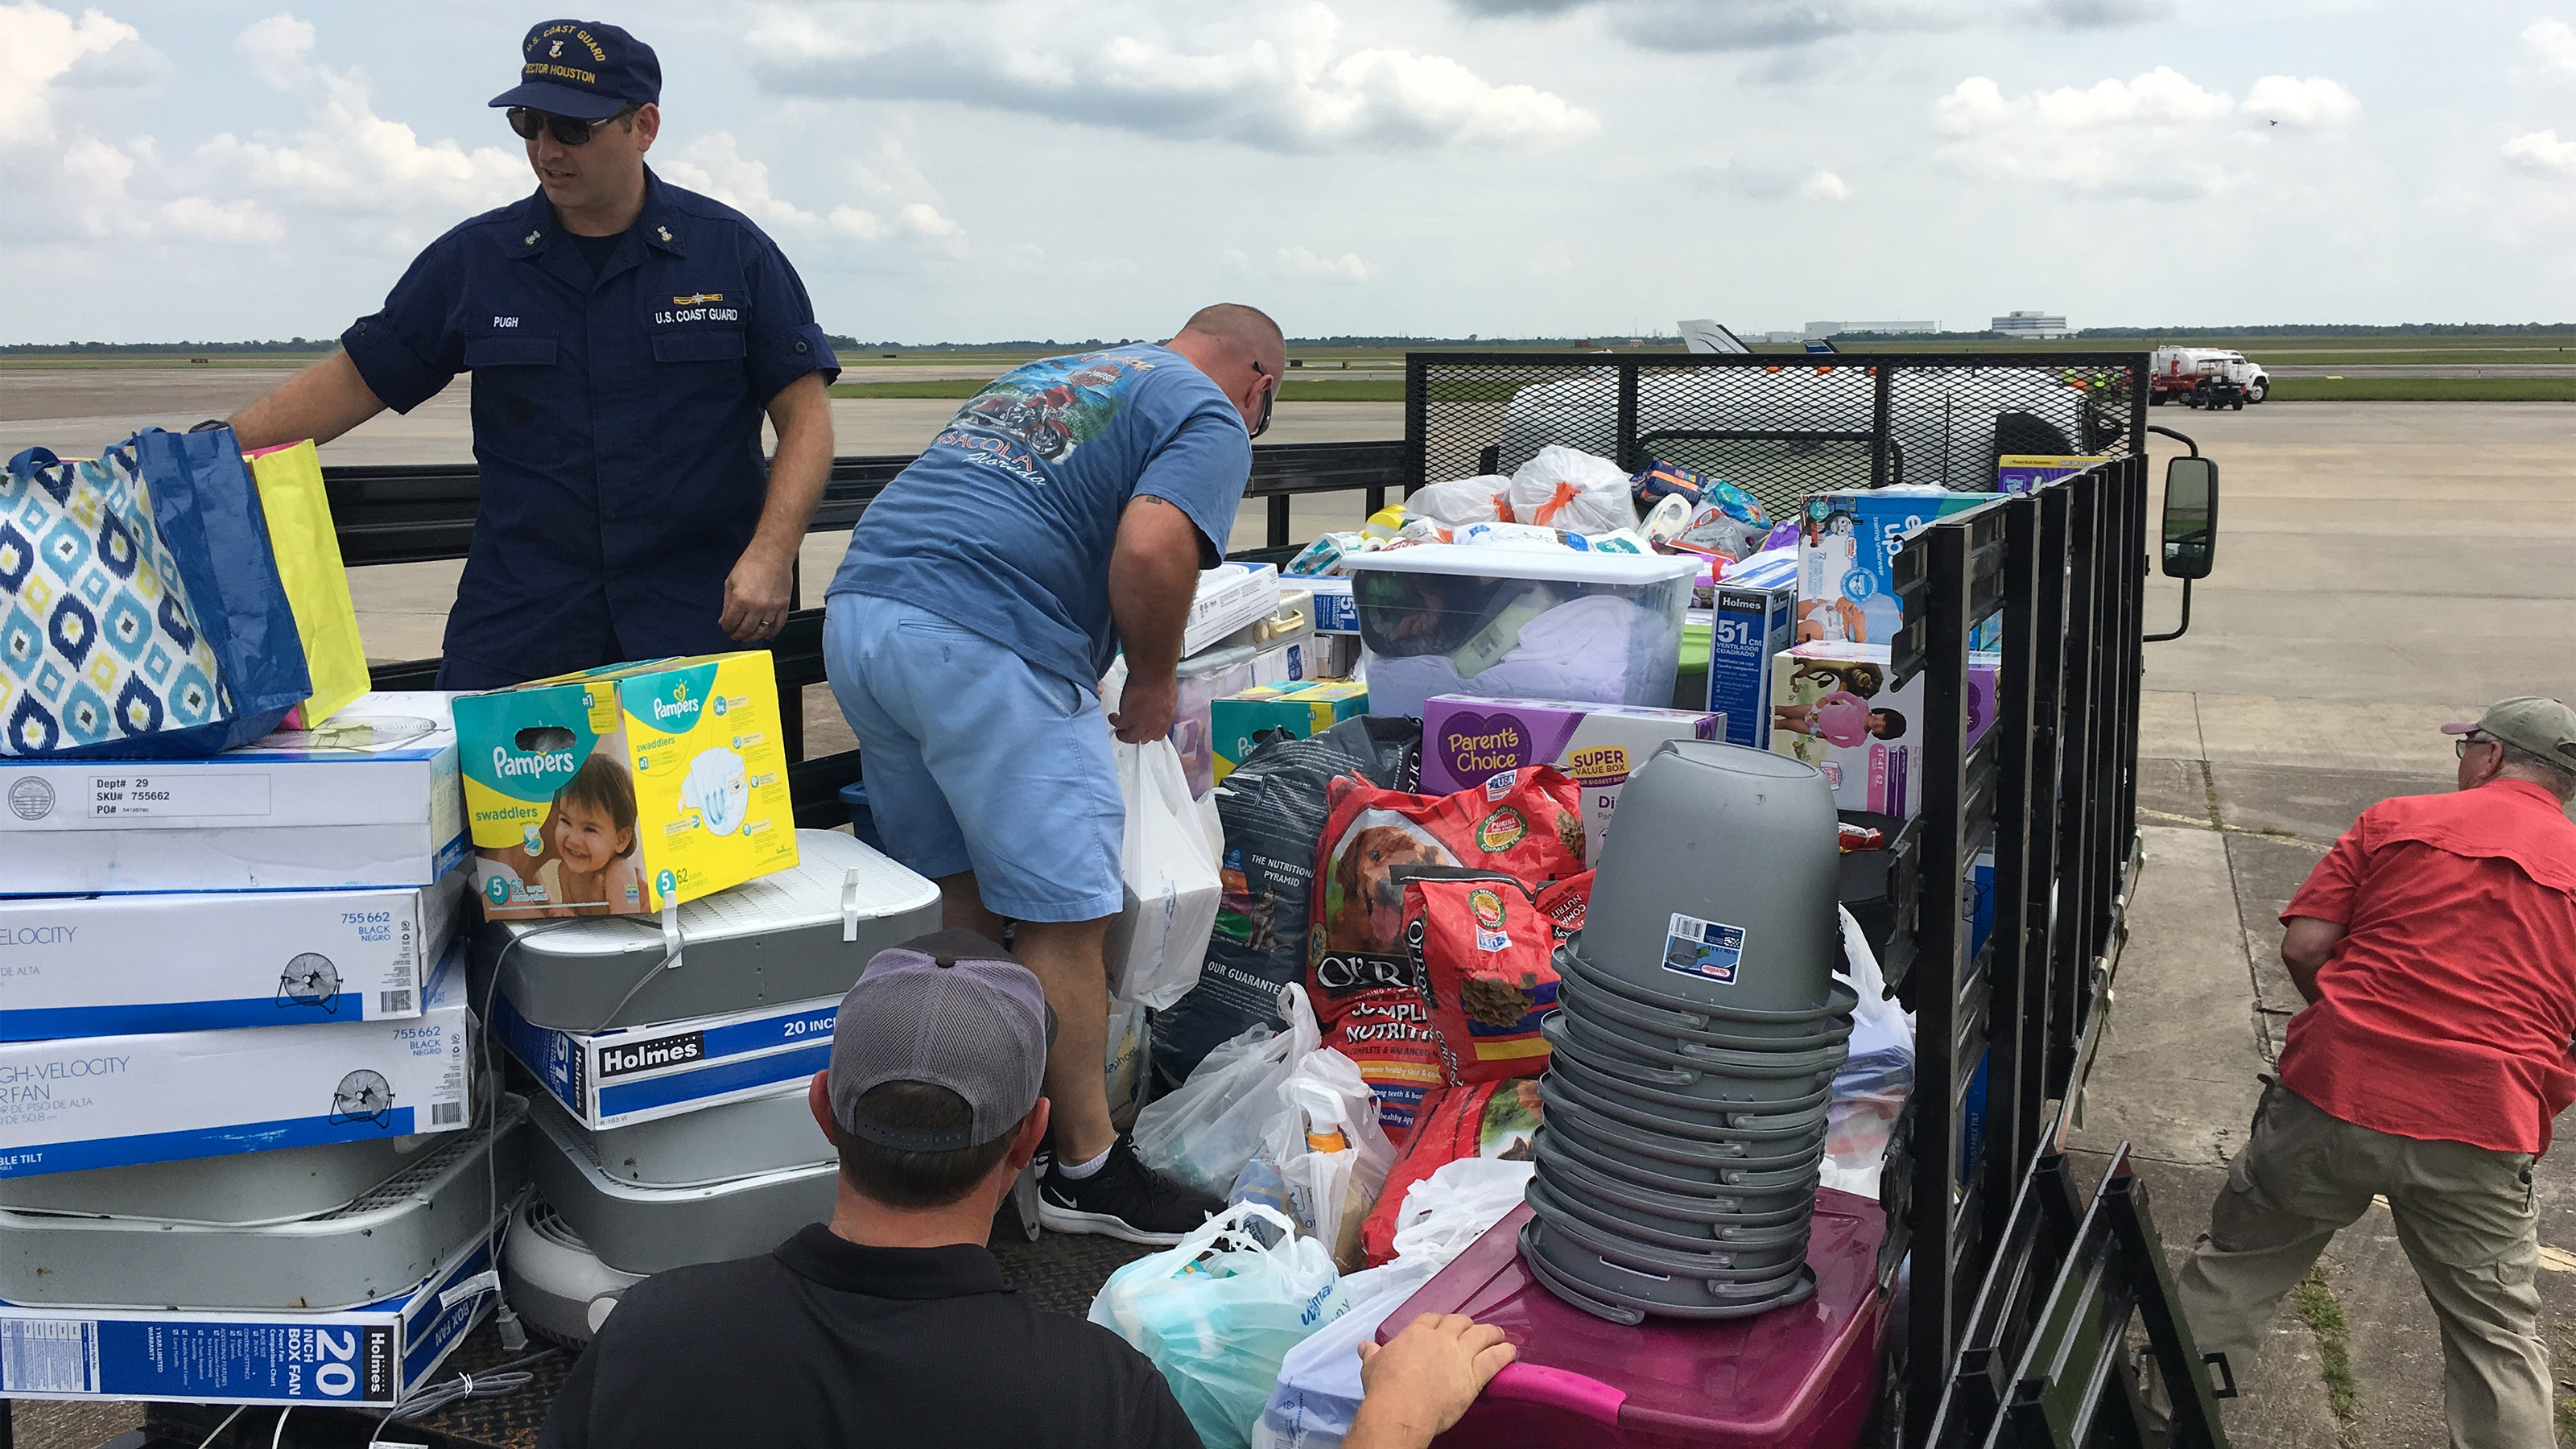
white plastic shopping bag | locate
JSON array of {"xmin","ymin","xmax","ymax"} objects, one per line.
[
  {"xmin": 1090, "ymin": 1203, "xmax": 1352, "ymax": 1449},
  {"xmin": 1386, "ymin": 1156, "xmax": 1537, "ymax": 1265},
  {"xmin": 1506, "ymin": 446, "xmax": 1639, "ymax": 535},
  {"xmin": 1103, "ymin": 737, "xmax": 1225, "ymax": 1009},
  {"xmin": 1228, "ymin": 1047, "xmax": 1398, "ymax": 1270},
  {"xmin": 1136, "ymin": 985, "xmax": 1323, "ymax": 1198},
  {"xmin": 1251, "ymin": 1256, "xmax": 1443, "ymax": 1449},
  {"xmin": 1405, "ymin": 475, "xmax": 1510, "ymax": 526}
]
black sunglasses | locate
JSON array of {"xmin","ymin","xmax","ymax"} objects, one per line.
[
  {"xmin": 506, "ymin": 105, "xmax": 638, "ymax": 147},
  {"xmin": 1249, "ymin": 360, "xmax": 1277, "ymax": 440}
]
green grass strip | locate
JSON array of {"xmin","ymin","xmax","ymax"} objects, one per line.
[
  {"xmin": 2265, "ymin": 378, "xmax": 2576, "ymax": 402},
  {"xmin": 2292, "ymin": 1263, "xmax": 2360, "ymax": 1438}
]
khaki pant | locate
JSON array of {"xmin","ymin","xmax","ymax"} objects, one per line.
[{"xmin": 2174, "ymin": 1083, "xmax": 2548, "ymax": 1449}]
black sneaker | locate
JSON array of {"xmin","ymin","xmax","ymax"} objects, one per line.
[{"xmin": 1037, "ymin": 1137, "xmax": 1224, "ymax": 1245}]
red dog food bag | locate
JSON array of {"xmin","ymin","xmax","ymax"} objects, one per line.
[
  {"xmin": 1358, "ymin": 1077, "xmax": 1544, "ymax": 1267},
  {"xmin": 1535, "ymin": 869, "xmax": 1592, "ymax": 944},
  {"xmin": 1308, "ymin": 767, "xmax": 1583, "ymax": 1137},
  {"xmin": 1407, "ymin": 873, "xmax": 1558, "ymax": 1084}
]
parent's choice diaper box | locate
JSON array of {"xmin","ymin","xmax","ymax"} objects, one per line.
[
  {"xmin": 493, "ymin": 989, "xmax": 840, "ymax": 1130},
  {"xmin": 0, "ymin": 1232, "xmax": 497, "ymax": 1406},
  {"xmin": 1768, "ymin": 644, "xmax": 1998, "ymax": 817},
  {"xmin": 453, "ymin": 653, "xmax": 797, "ymax": 920},
  {"xmin": 0, "ymin": 939, "xmax": 473, "ymax": 1179},
  {"xmin": 0, "ymin": 872, "xmax": 466, "ymax": 1041},
  {"xmin": 1418, "ymin": 696, "xmax": 1724, "ymax": 861},
  {"xmin": 1794, "ymin": 489, "xmax": 1989, "ymax": 646},
  {"xmin": 0, "ymin": 693, "xmax": 464, "ymax": 894}
]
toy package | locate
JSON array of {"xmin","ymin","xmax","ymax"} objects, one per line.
[
  {"xmin": 452, "ymin": 653, "xmax": 796, "ymax": 919},
  {"xmin": 1795, "ymin": 489, "xmax": 1989, "ymax": 646}
]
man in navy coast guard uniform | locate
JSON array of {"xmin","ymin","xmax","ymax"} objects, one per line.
[{"xmin": 230, "ymin": 19, "xmax": 837, "ymax": 687}]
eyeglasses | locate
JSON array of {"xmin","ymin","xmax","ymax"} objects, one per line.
[
  {"xmin": 2457, "ymin": 731, "xmax": 2495, "ymax": 759},
  {"xmin": 1248, "ymin": 360, "xmax": 1277, "ymax": 440},
  {"xmin": 506, "ymin": 105, "xmax": 638, "ymax": 147}
]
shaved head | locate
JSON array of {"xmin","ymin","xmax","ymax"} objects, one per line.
[{"xmin": 1174, "ymin": 303, "xmax": 1285, "ymax": 373}]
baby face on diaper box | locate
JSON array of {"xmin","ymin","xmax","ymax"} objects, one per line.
[
  {"xmin": 1794, "ymin": 490, "xmax": 1988, "ymax": 646},
  {"xmin": 453, "ymin": 653, "xmax": 798, "ymax": 919}
]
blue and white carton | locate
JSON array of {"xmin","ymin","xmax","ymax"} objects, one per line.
[
  {"xmin": 1707, "ymin": 577, "xmax": 1794, "ymax": 751},
  {"xmin": 0, "ymin": 692, "xmax": 465, "ymax": 895},
  {"xmin": 0, "ymin": 872, "xmax": 465, "ymax": 1041},
  {"xmin": 496, "ymin": 988, "xmax": 840, "ymax": 1131},
  {"xmin": 0, "ymin": 939, "xmax": 473, "ymax": 1179},
  {"xmin": 0, "ymin": 1228, "xmax": 498, "ymax": 1406}
]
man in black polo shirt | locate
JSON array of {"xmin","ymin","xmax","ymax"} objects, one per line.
[{"xmin": 539, "ymin": 931, "xmax": 1513, "ymax": 1449}]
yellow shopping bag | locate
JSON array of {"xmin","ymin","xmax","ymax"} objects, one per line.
[{"xmin": 246, "ymin": 440, "xmax": 369, "ymax": 727}]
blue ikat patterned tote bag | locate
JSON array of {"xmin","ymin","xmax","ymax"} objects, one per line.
[{"xmin": 2, "ymin": 427, "xmax": 311, "ymax": 759}]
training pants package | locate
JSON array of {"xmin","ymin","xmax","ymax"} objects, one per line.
[
  {"xmin": 494, "ymin": 988, "xmax": 840, "ymax": 1130},
  {"xmin": 0, "ymin": 939, "xmax": 473, "ymax": 1179},
  {"xmin": 0, "ymin": 1231, "xmax": 498, "ymax": 1406},
  {"xmin": 1770, "ymin": 643, "xmax": 1922, "ymax": 816},
  {"xmin": 453, "ymin": 653, "xmax": 796, "ymax": 919},
  {"xmin": 0, "ymin": 692, "xmax": 465, "ymax": 894},
  {"xmin": 0, "ymin": 872, "xmax": 465, "ymax": 1041},
  {"xmin": 1415, "ymin": 696, "xmax": 1722, "ymax": 861},
  {"xmin": 1707, "ymin": 578, "xmax": 1795, "ymax": 750},
  {"xmin": 1307, "ymin": 768, "xmax": 1585, "ymax": 1135}
]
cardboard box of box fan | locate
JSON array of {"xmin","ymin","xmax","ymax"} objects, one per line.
[
  {"xmin": 0, "ymin": 692, "xmax": 464, "ymax": 895},
  {"xmin": 452, "ymin": 653, "xmax": 796, "ymax": 920},
  {"xmin": 0, "ymin": 939, "xmax": 473, "ymax": 1180}
]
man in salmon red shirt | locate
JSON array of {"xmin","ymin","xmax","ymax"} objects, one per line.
[{"xmin": 2174, "ymin": 696, "xmax": 2576, "ymax": 1448}]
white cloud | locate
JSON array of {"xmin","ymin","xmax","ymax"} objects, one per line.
[
  {"xmin": 752, "ymin": 2, "xmax": 1598, "ymax": 153},
  {"xmin": 660, "ymin": 132, "xmax": 818, "ymax": 229},
  {"xmin": 1279, "ymin": 245, "xmax": 1374, "ymax": 281},
  {"xmin": 1450, "ymin": 0, "xmax": 2164, "ymax": 52},
  {"xmin": 2504, "ymin": 129, "xmax": 2576, "ymax": 175},
  {"xmin": 895, "ymin": 202, "xmax": 963, "ymax": 239},
  {"xmin": 1798, "ymin": 169, "xmax": 1850, "ymax": 200},
  {"xmin": 195, "ymin": 16, "xmax": 526, "ymax": 217},
  {"xmin": 1934, "ymin": 68, "xmax": 2262, "ymax": 197},
  {"xmin": 0, "ymin": 1, "xmax": 142, "ymax": 146},
  {"xmin": 2241, "ymin": 74, "xmax": 2359, "ymax": 129},
  {"xmin": 235, "ymin": 12, "xmax": 312, "ymax": 91},
  {"xmin": 2526, "ymin": 18, "xmax": 2576, "ymax": 76}
]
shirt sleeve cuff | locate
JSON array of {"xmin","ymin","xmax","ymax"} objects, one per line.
[
  {"xmin": 340, "ymin": 316, "xmax": 451, "ymax": 416},
  {"xmin": 751, "ymin": 322, "xmax": 840, "ymax": 404}
]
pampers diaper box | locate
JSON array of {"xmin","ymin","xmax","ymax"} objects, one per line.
[
  {"xmin": 0, "ymin": 939, "xmax": 473, "ymax": 1179},
  {"xmin": 452, "ymin": 653, "xmax": 797, "ymax": 921},
  {"xmin": 1794, "ymin": 488, "xmax": 1989, "ymax": 647},
  {"xmin": 1418, "ymin": 696, "xmax": 1724, "ymax": 861},
  {"xmin": 0, "ymin": 692, "xmax": 464, "ymax": 894},
  {"xmin": 0, "ymin": 872, "xmax": 465, "ymax": 1041},
  {"xmin": 1209, "ymin": 682, "xmax": 1372, "ymax": 784}
]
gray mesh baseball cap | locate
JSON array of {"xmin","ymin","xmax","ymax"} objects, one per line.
[{"xmin": 829, "ymin": 931, "xmax": 1056, "ymax": 1154}]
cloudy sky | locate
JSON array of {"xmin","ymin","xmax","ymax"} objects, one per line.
[{"xmin": 5, "ymin": 0, "xmax": 2574, "ymax": 343}]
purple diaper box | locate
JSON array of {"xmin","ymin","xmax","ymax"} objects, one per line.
[{"xmin": 1419, "ymin": 696, "xmax": 1724, "ymax": 864}]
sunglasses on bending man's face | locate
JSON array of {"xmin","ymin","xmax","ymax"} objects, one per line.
[
  {"xmin": 506, "ymin": 105, "xmax": 639, "ymax": 147},
  {"xmin": 2456, "ymin": 730, "xmax": 2498, "ymax": 759},
  {"xmin": 1248, "ymin": 360, "xmax": 1277, "ymax": 440}
]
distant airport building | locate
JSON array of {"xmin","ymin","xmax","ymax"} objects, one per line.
[
  {"xmin": 1991, "ymin": 310, "xmax": 2073, "ymax": 339},
  {"xmin": 1803, "ymin": 320, "xmax": 1941, "ymax": 337}
]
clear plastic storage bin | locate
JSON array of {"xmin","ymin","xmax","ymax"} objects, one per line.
[{"xmin": 1344, "ymin": 545, "xmax": 1696, "ymax": 718}]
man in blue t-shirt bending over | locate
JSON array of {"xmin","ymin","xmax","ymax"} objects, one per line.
[{"xmin": 824, "ymin": 304, "xmax": 1283, "ymax": 1244}]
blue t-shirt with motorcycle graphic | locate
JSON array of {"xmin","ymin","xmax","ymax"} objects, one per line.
[{"xmin": 828, "ymin": 345, "xmax": 1252, "ymax": 690}]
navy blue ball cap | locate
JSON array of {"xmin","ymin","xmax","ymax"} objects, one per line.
[{"xmin": 489, "ymin": 19, "xmax": 659, "ymax": 119}]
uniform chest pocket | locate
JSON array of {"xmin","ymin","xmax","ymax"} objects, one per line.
[
  {"xmin": 463, "ymin": 336, "xmax": 559, "ymax": 368},
  {"xmin": 651, "ymin": 330, "xmax": 747, "ymax": 364}
]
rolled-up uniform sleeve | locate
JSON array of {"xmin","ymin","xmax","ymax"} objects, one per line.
[
  {"xmin": 340, "ymin": 237, "xmax": 469, "ymax": 415},
  {"xmin": 742, "ymin": 229, "xmax": 838, "ymax": 404}
]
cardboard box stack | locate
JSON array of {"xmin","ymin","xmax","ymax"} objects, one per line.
[{"xmin": 0, "ymin": 693, "xmax": 511, "ymax": 1408}]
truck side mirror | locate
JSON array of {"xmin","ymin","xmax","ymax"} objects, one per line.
[{"xmin": 2161, "ymin": 456, "xmax": 2219, "ymax": 580}]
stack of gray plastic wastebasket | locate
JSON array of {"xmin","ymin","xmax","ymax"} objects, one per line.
[{"xmin": 1524, "ymin": 739, "xmax": 1852, "ymax": 1323}]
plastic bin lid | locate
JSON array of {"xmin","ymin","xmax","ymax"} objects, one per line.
[
  {"xmin": 1380, "ymin": 1190, "xmax": 1885, "ymax": 1443},
  {"xmin": 1343, "ymin": 543, "xmax": 1695, "ymax": 585}
]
